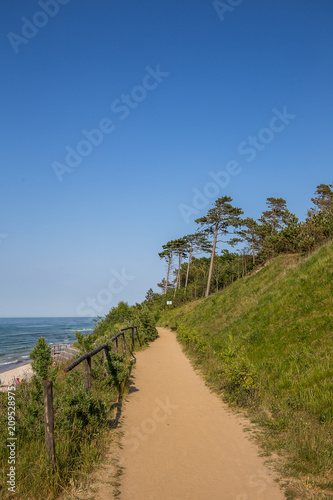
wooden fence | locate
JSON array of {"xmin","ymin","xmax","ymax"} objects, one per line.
[{"xmin": 43, "ymin": 326, "xmax": 138, "ymax": 469}]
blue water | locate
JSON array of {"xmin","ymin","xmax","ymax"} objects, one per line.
[{"xmin": 0, "ymin": 317, "xmax": 96, "ymax": 372}]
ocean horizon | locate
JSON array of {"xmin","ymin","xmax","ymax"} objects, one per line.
[{"xmin": 0, "ymin": 317, "xmax": 96, "ymax": 373}]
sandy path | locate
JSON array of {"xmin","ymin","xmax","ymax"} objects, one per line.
[{"xmin": 102, "ymin": 328, "xmax": 285, "ymax": 499}]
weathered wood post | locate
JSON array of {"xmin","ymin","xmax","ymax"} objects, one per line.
[
  {"xmin": 131, "ymin": 327, "xmax": 135, "ymax": 348},
  {"xmin": 84, "ymin": 356, "xmax": 92, "ymax": 391},
  {"xmin": 43, "ymin": 380, "xmax": 56, "ymax": 470},
  {"xmin": 115, "ymin": 337, "xmax": 118, "ymax": 353},
  {"xmin": 103, "ymin": 346, "xmax": 109, "ymax": 376}
]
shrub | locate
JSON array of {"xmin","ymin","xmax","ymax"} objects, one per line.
[{"xmin": 30, "ymin": 337, "xmax": 52, "ymax": 380}]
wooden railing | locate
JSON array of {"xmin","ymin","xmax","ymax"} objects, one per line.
[
  {"xmin": 50, "ymin": 343, "xmax": 72, "ymax": 355},
  {"xmin": 43, "ymin": 326, "xmax": 138, "ymax": 469},
  {"xmin": 64, "ymin": 326, "xmax": 138, "ymax": 388},
  {"xmin": 50, "ymin": 344, "xmax": 80, "ymax": 363}
]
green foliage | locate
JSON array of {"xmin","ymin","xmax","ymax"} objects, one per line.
[
  {"xmin": 91, "ymin": 301, "xmax": 134, "ymax": 340},
  {"xmin": 259, "ymin": 196, "xmax": 290, "ymax": 232},
  {"xmin": 74, "ymin": 330, "xmax": 95, "ymax": 353},
  {"xmin": 104, "ymin": 350, "xmax": 130, "ymax": 387},
  {"xmin": 55, "ymin": 380, "xmax": 107, "ymax": 432},
  {"xmin": 134, "ymin": 307, "xmax": 158, "ymax": 342},
  {"xmin": 29, "ymin": 337, "xmax": 52, "ymax": 380},
  {"xmin": 311, "ymin": 182, "xmax": 333, "ymax": 213},
  {"xmin": 195, "ymin": 195, "xmax": 244, "ymax": 234},
  {"xmin": 218, "ymin": 337, "xmax": 256, "ymax": 404},
  {"xmin": 145, "ymin": 288, "xmax": 155, "ymax": 303},
  {"xmin": 301, "ymin": 209, "xmax": 333, "ymax": 250},
  {"xmin": 107, "ymin": 300, "xmax": 133, "ymax": 324},
  {"xmin": 177, "ymin": 325, "xmax": 256, "ymax": 406}
]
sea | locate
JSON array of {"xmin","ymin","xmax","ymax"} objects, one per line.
[{"xmin": 0, "ymin": 317, "xmax": 96, "ymax": 373}]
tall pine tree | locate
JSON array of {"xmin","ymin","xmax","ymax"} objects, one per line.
[
  {"xmin": 311, "ymin": 183, "xmax": 333, "ymax": 213},
  {"xmin": 259, "ymin": 197, "xmax": 290, "ymax": 233},
  {"xmin": 184, "ymin": 231, "xmax": 212, "ymax": 288},
  {"xmin": 195, "ymin": 196, "xmax": 243, "ymax": 297},
  {"xmin": 158, "ymin": 241, "xmax": 175, "ymax": 295}
]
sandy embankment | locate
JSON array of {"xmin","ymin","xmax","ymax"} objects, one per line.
[{"xmin": 0, "ymin": 363, "xmax": 34, "ymax": 390}]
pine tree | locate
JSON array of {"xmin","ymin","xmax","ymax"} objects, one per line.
[
  {"xmin": 171, "ymin": 238, "xmax": 190, "ymax": 293},
  {"xmin": 184, "ymin": 232, "xmax": 212, "ymax": 288},
  {"xmin": 259, "ymin": 197, "xmax": 290, "ymax": 233},
  {"xmin": 195, "ymin": 196, "xmax": 243, "ymax": 297},
  {"xmin": 310, "ymin": 183, "xmax": 333, "ymax": 213},
  {"xmin": 301, "ymin": 183, "xmax": 333, "ymax": 249},
  {"xmin": 158, "ymin": 241, "xmax": 174, "ymax": 295},
  {"xmin": 30, "ymin": 337, "xmax": 52, "ymax": 380},
  {"xmin": 145, "ymin": 288, "xmax": 155, "ymax": 303},
  {"xmin": 241, "ymin": 217, "xmax": 261, "ymax": 264}
]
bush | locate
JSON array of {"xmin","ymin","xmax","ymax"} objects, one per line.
[
  {"xmin": 135, "ymin": 308, "xmax": 158, "ymax": 342},
  {"xmin": 30, "ymin": 337, "xmax": 52, "ymax": 380}
]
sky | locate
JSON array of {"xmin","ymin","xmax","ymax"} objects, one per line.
[{"xmin": 0, "ymin": 0, "xmax": 332, "ymax": 317}]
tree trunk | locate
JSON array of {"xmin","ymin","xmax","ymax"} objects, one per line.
[
  {"xmin": 252, "ymin": 235, "xmax": 255, "ymax": 264},
  {"xmin": 164, "ymin": 253, "xmax": 172, "ymax": 295},
  {"xmin": 176, "ymin": 251, "xmax": 183, "ymax": 289},
  {"xmin": 174, "ymin": 251, "xmax": 184, "ymax": 297},
  {"xmin": 205, "ymin": 225, "xmax": 218, "ymax": 297},
  {"xmin": 185, "ymin": 242, "xmax": 193, "ymax": 289}
]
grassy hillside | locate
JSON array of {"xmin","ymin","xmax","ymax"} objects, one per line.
[{"xmin": 160, "ymin": 241, "xmax": 333, "ymax": 499}]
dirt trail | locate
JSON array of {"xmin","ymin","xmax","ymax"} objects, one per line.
[{"xmin": 99, "ymin": 328, "xmax": 285, "ymax": 499}]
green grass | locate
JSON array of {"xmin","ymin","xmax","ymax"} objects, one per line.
[{"xmin": 160, "ymin": 242, "xmax": 333, "ymax": 498}]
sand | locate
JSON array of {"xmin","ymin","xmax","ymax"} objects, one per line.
[
  {"xmin": 93, "ymin": 328, "xmax": 285, "ymax": 500},
  {"xmin": 0, "ymin": 363, "xmax": 34, "ymax": 390}
]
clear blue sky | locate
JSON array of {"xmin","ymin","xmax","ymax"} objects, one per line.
[{"xmin": 1, "ymin": 0, "xmax": 332, "ymax": 317}]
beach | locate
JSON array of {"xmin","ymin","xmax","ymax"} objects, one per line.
[
  {"xmin": 0, "ymin": 317, "xmax": 94, "ymax": 375},
  {"xmin": 0, "ymin": 363, "xmax": 34, "ymax": 390}
]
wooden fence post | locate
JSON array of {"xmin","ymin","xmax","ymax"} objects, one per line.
[
  {"xmin": 43, "ymin": 380, "xmax": 56, "ymax": 470},
  {"xmin": 84, "ymin": 357, "xmax": 92, "ymax": 391},
  {"xmin": 115, "ymin": 337, "xmax": 118, "ymax": 353},
  {"xmin": 131, "ymin": 327, "xmax": 135, "ymax": 348},
  {"xmin": 103, "ymin": 346, "xmax": 109, "ymax": 376}
]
